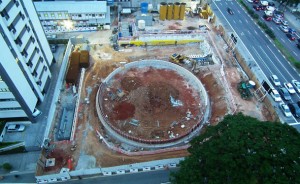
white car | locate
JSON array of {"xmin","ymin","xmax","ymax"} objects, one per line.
[
  {"xmin": 247, "ymin": 0, "xmax": 253, "ymax": 2},
  {"xmin": 281, "ymin": 20, "xmax": 288, "ymax": 26},
  {"xmin": 6, "ymin": 124, "xmax": 25, "ymax": 132},
  {"xmin": 279, "ymin": 103, "xmax": 292, "ymax": 117},
  {"xmin": 270, "ymin": 75, "xmax": 281, "ymax": 86},
  {"xmin": 279, "ymin": 25, "xmax": 289, "ymax": 33},
  {"xmin": 270, "ymin": 89, "xmax": 282, "ymax": 102},
  {"xmin": 291, "ymin": 80, "xmax": 300, "ymax": 93},
  {"xmin": 283, "ymin": 82, "xmax": 296, "ymax": 94}
]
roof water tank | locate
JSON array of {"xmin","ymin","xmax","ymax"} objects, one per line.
[
  {"xmin": 141, "ymin": 2, "xmax": 148, "ymax": 14},
  {"xmin": 138, "ymin": 20, "xmax": 146, "ymax": 30},
  {"xmin": 148, "ymin": 4, "xmax": 153, "ymax": 12}
]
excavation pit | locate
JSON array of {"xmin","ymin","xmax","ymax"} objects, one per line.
[{"xmin": 96, "ymin": 60, "xmax": 210, "ymax": 148}]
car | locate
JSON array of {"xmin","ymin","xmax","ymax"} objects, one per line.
[
  {"xmin": 297, "ymin": 43, "xmax": 300, "ymax": 50},
  {"xmin": 281, "ymin": 20, "xmax": 288, "ymax": 26},
  {"xmin": 274, "ymin": 10, "xmax": 284, "ymax": 18},
  {"xmin": 253, "ymin": 5, "xmax": 261, "ymax": 11},
  {"xmin": 259, "ymin": 5, "xmax": 267, "ymax": 10},
  {"xmin": 291, "ymin": 80, "xmax": 300, "ymax": 93},
  {"xmin": 286, "ymin": 33, "xmax": 296, "ymax": 41},
  {"xmin": 284, "ymin": 82, "xmax": 296, "ymax": 94},
  {"xmin": 279, "ymin": 87, "xmax": 292, "ymax": 101},
  {"xmin": 274, "ymin": 14, "xmax": 284, "ymax": 20},
  {"xmin": 273, "ymin": 18, "xmax": 281, "ymax": 24},
  {"xmin": 227, "ymin": 8, "xmax": 233, "ymax": 15},
  {"xmin": 6, "ymin": 124, "xmax": 25, "ymax": 132},
  {"xmin": 270, "ymin": 75, "xmax": 281, "ymax": 86},
  {"xmin": 247, "ymin": 0, "xmax": 253, "ymax": 2},
  {"xmin": 279, "ymin": 103, "xmax": 292, "ymax": 117},
  {"xmin": 288, "ymin": 103, "xmax": 300, "ymax": 118},
  {"xmin": 253, "ymin": 0, "xmax": 260, "ymax": 4},
  {"xmin": 263, "ymin": 15, "xmax": 272, "ymax": 21},
  {"xmin": 279, "ymin": 25, "xmax": 289, "ymax": 33},
  {"xmin": 270, "ymin": 89, "xmax": 282, "ymax": 102},
  {"xmin": 288, "ymin": 28, "xmax": 296, "ymax": 34}
]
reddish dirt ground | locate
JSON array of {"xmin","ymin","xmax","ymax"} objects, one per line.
[
  {"xmin": 43, "ymin": 25, "xmax": 272, "ymax": 173},
  {"xmin": 100, "ymin": 67, "xmax": 202, "ymax": 141}
]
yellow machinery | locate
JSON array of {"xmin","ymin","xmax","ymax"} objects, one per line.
[
  {"xmin": 169, "ymin": 53, "xmax": 186, "ymax": 64},
  {"xmin": 119, "ymin": 39, "xmax": 202, "ymax": 47},
  {"xmin": 167, "ymin": 3, "xmax": 173, "ymax": 20},
  {"xmin": 179, "ymin": 3, "xmax": 186, "ymax": 20},
  {"xmin": 159, "ymin": 2, "xmax": 167, "ymax": 20},
  {"xmin": 173, "ymin": 2, "xmax": 180, "ymax": 20}
]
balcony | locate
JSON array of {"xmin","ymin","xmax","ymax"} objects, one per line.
[
  {"xmin": 13, "ymin": 20, "xmax": 26, "ymax": 39},
  {"xmin": 0, "ymin": 109, "xmax": 27, "ymax": 118},
  {"xmin": 20, "ymin": 31, "xmax": 31, "ymax": 51},
  {"xmin": 0, "ymin": 1, "xmax": 10, "ymax": 12},
  {"xmin": 7, "ymin": 5, "xmax": 20, "ymax": 26},
  {"xmin": 0, "ymin": 92, "xmax": 14, "ymax": 99},
  {"xmin": 0, "ymin": 101, "xmax": 21, "ymax": 109}
]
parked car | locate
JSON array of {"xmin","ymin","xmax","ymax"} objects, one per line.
[
  {"xmin": 297, "ymin": 43, "xmax": 300, "ymax": 50},
  {"xmin": 253, "ymin": 0, "xmax": 260, "ymax": 4},
  {"xmin": 247, "ymin": 0, "xmax": 253, "ymax": 2},
  {"xmin": 260, "ymin": 5, "xmax": 267, "ymax": 10},
  {"xmin": 278, "ymin": 87, "xmax": 292, "ymax": 101},
  {"xmin": 279, "ymin": 103, "xmax": 292, "ymax": 117},
  {"xmin": 284, "ymin": 82, "xmax": 296, "ymax": 94},
  {"xmin": 291, "ymin": 80, "xmax": 300, "ymax": 93},
  {"xmin": 6, "ymin": 124, "xmax": 25, "ymax": 132},
  {"xmin": 288, "ymin": 103, "xmax": 300, "ymax": 118},
  {"xmin": 270, "ymin": 89, "xmax": 282, "ymax": 102},
  {"xmin": 263, "ymin": 15, "xmax": 272, "ymax": 21},
  {"xmin": 286, "ymin": 33, "xmax": 296, "ymax": 41},
  {"xmin": 279, "ymin": 25, "xmax": 289, "ymax": 33},
  {"xmin": 227, "ymin": 7, "xmax": 233, "ymax": 15},
  {"xmin": 270, "ymin": 75, "xmax": 281, "ymax": 86},
  {"xmin": 273, "ymin": 18, "xmax": 281, "ymax": 24},
  {"xmin": 281, "ymin": 20, "xmax": 288, "ymax": 26},
  {"xmin": 268, "ymin": 2, "xmax": 275, "ymax": 7}
]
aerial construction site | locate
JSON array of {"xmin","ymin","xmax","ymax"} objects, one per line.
[{"xmin": 36, "ymin": 2, "xmax": 274, "ymax": 182}]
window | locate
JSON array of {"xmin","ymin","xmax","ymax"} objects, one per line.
[
  {"xmin": 39, "ymin": 57, "xmax": 44, "ymax": 63},
  {"xmin": 27, "ymin": 60, "xmax": 33, "ymax": 67},
  {"xmin": 58, "ymin": 13, "xmax": 62, "ymax": 17},
  {"xmin": 32, "ymin": 71, "xmax": 37, "ymax": 77},
  {"xmin": 30, "ymin": 36, "xmax": 35, "ymax": 43},
  {"xmin": 44, "ymin": 66, "xmax": 47, "ymax": 71},
  {"xmin": 14, "ymin": 0, "xmax": 19, "ymax": 7},
  {"xmin": 1, "ymin": 9, "xmax": 9, "ymax": 20},
  {"xmin": 19, "ymin": 12, "xmax": 25, "ymax": 20},
  {"xmin": 78, "ymin": 14, "xmax": 82, "ymax": 18},
  {"xmin": 65, "ymin": 13, "xmax": 68, "ymax": 17},
  {"xmin": 21, "ymin": 50, "xmax": 28, "ymax": 58},
  {"xmin": 38, "ymin": 13, "xmax": 41, "ymax": 17},
  {"xmin": 92, "ymin": 14, "xmax": 95, "ymax": 17},
  {"xmin": 25, "ymin": 24, "xmax": 30, "ymax": 32},
  {"xmin": 35, "ymin": 47, "xmax": 40, "ymax": 53},
  {"xmin": 15, "ymin": 37, "xmax": 22, "ymax": 46},
  {"xmin": 51, "ymin": 13, "xmax": 55, "ymax": 18},
  {"xmin": 8, "ymin": 25, "xmax": 16, "ymax": 34},
  {"xmin": 44, "ymin": 13, "xmax": 48, "ymax": 17}
]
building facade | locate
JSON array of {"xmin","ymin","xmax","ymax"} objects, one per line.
[
  {"xmin": 0, "ymin": 0, "xmax": 54, "ymax": 120},
  {"xmin": 34, "ymin": 1, "xmax": 111, "ymax": 33}
]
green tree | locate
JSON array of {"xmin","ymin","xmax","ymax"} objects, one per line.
[
  {"xmin": 1, "ymin": 163, "xmax": 12, "ymax": 171},
  {"xmin": 171, "ymin": 113, "xmax": 300, "ymax": 184}
]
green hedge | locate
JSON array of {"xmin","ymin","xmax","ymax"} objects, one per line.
[
  {"xmin": 0, "ymin": 145, "xmax": 26, "ymax": 155},
  {"xmin": 48, "ymin": 39, "xmax": 68, "ymax": 44}
]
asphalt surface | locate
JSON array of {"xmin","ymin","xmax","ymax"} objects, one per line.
[{"xmin": 211, "ymin": 0, "xmax": 300, "ymax": 128}]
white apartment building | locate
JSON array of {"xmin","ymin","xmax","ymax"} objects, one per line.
[{"xmin": 0, "ymin": 0, "xmax": 54, "ymax": 120}]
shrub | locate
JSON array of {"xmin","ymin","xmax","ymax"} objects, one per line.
[
  {"xmin": 252, "ymin": 14, "xmax": 259, "ymax": 19},
  {"xmin": 2, "ymin": 163, "xmax": 12, "ymax": 171},
  {"xmin": 294, "ymin": 62, "xmax": 300, "ymax": 69}
]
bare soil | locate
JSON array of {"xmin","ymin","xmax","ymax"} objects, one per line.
[{"xmin": 43, "ymin": 20, "xmax": 272, "ymax": 173}]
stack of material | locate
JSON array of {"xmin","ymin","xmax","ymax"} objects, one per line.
[
  {"xmin": 79, "ymin": 50, "xmax": 90, "ymax": 68},
  {"xmin": 66, "ymin": 52, "xmax": 80, "ymax": 84}
]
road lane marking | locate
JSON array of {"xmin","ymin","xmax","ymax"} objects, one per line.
[
  {"xmin": 281, "ymin": 38, "xmax": 286, "ymax": 43},
  {"xmin": 239, "ymin": 20, "xmax": 242, "ymax": 23},
  {"xmin": 248, "ymin": 30, "xmax": 251, "ymax": 34},
  {"xmin": 233, "ymin": 20, "xmax": 236, "ymax": 24},
  {"xmin": 245, "ymin": 19, "xmax": 249, "ymax": 23},
  {"xmin": 252, "ymin": 47, "xmax": 272, "ymax": 74},
  {"xmin": 254, "ymin": 30, "xmax": 258, "ymax": 35},
  {"xmin": 293, "ymin": 51, "xmax": 298, "ymax": 56}
]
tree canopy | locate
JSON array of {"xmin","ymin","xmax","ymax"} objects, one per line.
[{"xmin": 171, "ymin": 113, "xmax": 300, "ymax": 184}]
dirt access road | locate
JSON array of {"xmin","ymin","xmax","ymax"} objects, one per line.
[{"xmin": 45, "ymin": 24, "xmax": 272, "ymax": 173}]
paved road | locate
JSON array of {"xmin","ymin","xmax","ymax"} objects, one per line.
[
  {"xmin": 211, "ymin": 0, "xmax": 300, "ymax": 128},
  {"xmin": 62, "ymin": 169, "xmax": 177, "ymax": 184},
  {"xmin": 243, "ymin": 0, "xmax": 300, "ymax": 61}
]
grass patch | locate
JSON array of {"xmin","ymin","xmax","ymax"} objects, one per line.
[
  {"xmin": 274, "ymin": 39, "xmax": 300, "ymax": 68},
  {"xmin": 0, "ymin": 142, "xmax": 20, "ymax": 149},
  {"xmin": 0, "ymin": 145, "xmax": 26, "ymax": 155}
]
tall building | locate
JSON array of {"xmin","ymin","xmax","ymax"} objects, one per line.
[{"xmin": 0, "ymin": 0, "xmax": 54, "ymax": 121}]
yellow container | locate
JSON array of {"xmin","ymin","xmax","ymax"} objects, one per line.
[
  {"xmin": 159, "ymin": 2, "xmax": 167, "ymax": 20},
  {"xmin": 179, "ymin": 3, "xmax": 186, "ymax": 20},
  {"xmin": 167, "ymin": 3, "xmax": 173, "ymax": 20},
  {"xmin": 173, "ymin": 2, "xmax": 180, "ymax": 20}
]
